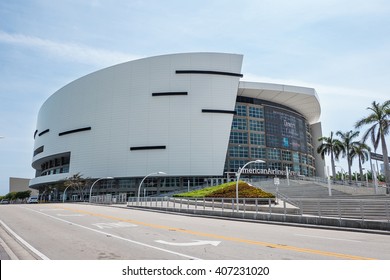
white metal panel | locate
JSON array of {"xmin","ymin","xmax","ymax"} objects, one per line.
[
  {"xmin": 31, "ymin": 53, "xmax": 243, "ymax": 186},
  {"xmin": 238, "ymin": 81, "xmax": 321, "ymax": 124}
]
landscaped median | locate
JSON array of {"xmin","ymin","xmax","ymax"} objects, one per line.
[
  {"xmin": 127, "ymin": 181, "xmax": 299, "ymax": 214},
  {"xmin": 168, "ymin": 181, "xmax": 296, "ymax": 213},
  {"xmin": 173, "ymin": 181, "xmax": 275, "ymax": 201}
]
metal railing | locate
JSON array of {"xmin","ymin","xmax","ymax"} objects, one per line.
[
  {"xmin": 90, "ymin": 193, "xmax": 127, "ymax": 204},
  {"xmin": 289, "ymin": 197, "xmax": 390, "ymax": 222},
  {"xmin": 250, "ymin": 176, "xmax": 389, "ymax": 192},
  {"xmin": 127, "ymin": 196, "xmax": 292, "ymax": 215},
  {"xmin": 126, "ymin": 196, "xmax": 390, "ymax": 223}
]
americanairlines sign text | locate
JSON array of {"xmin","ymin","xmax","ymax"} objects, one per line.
[{"xmin": 238, "ymin": 167, "xmax": 297, "ymax": 177}]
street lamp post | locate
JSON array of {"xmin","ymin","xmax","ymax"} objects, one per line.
[
  {"xmin": 286, "ymin": 166, "xmax": 290, "ymax": 186},
  {"xmin": 362, "ymin": 168, "xmax": 369, "ymax": 186},
  {"xmin": 235, "ymin": 159, "xmax": 265, "ymax": 212},
  {"xmin": 373, "ymin": 165, "xmax": 378, "ymax": 194},
  {"xmin": 62, "ymin": 185, "xmax": 72, "ymax": 203},
  {"xmin": 335, "ymin": 165, "xmax": 345, "ymax": 182},
  {"xmin": 89, "ymin": 177, "xmax": 114, "ymax": 203},
  {"xmin": 137, "ymin": 172, "xmax": 167, "ymax": 205},
  {"xmin": 326, "ymin": 165, "xmax": 332, "ymax": 196}
]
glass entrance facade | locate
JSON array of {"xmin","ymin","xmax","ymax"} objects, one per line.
[{"xmin": 225, "ymin": 97, "xmax": 316, "ymax": 177}]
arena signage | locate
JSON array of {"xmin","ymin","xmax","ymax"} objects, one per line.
[{"xmin": 238, "ymin": 167, "xmax": 297, "ymax": 177}]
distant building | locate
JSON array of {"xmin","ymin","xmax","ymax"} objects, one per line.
[
  {"xmin": 380, "ymin": 163, "xmax": 390, "ymax": 175},
  {"xmin": 9, "ymin": 177, "xmax": 38, "ymax": 195},
  {"xmin": 30, "ymin": 52, "xmax": 324, "ymax": 197}
]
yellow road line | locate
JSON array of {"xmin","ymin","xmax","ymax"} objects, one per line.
[{"xmin": 56, "ymin": 205, "xmax": 375, "ymax": 260}]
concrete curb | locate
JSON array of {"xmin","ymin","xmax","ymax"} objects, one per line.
[
  {"xmin": 0, "ymin": 230, "xmax": 17, "ymax": 260},
  {"xmin": 0, "ymin": 220, "xmax": 41, "ymax": 260}
]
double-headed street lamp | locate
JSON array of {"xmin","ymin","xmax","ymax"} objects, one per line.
[
  {"xmin": 89, "ymin": 177, "xmax": 114, "ymax": 203},
  {"xmin": 137, "ymin": 172, "xmax": 167, "ymax": 205},
  {"xmin": 235, "ymin": 159, "xmax": 265, "ymax": 212}
]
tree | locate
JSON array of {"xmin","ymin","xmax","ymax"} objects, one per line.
[
  {"xmin": 317, "ymin": 131, "xmax": 344, "ymax": 179},
  {"xmin": 15, "ymin": 190, "xmax": 32, "ymax": 200},
  {"xmin": 355, "ymin": 100, "xmax": 390, "ymax": 193},
  {"xmin": 1, "ymin": 190, "xmax": 31, "ymax": 201},
  {"xmin": 64, "ymin": 173, "xmax": 90, "ymax": 201},
  {"xmin": 336, "ymin": 130, "xmax": 360, "ymax": 182},
  {"xmin": 350, "ymin": 142, "xmax": 370, "ymax": 182}
]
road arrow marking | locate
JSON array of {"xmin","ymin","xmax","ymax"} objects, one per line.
[
  {"xmin": 155, "ymin": 240, "xmax": 221, "ymax": 247},
  {"xmin": 23, "ymin": 207, "xmax": 201, "ymax": 260}
]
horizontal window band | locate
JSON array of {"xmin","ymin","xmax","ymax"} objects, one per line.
[
  {"xmin": 152, "ymin": 92, "xmax": 188, "ymax": 96},
  {"xmin": 130, "ymin": 145, "xmax": 166, "ymax": 151},
  {"xmin": 176, "ymin": 70, "xmax": 243, "ymax": 78},
  {"xmin": 32, "ymin": 151, "xmax": 71, "ymax": 170},
  {"xmin": 202, "ymin": 109, "xmax": 237, "ymax": 114},
  {"xmin": 38, "ymin": 129, "xmax": 50, "ymax": 137},
  {"xmin": 59, "ymin": 126, "xmax": 91, "ymax": 136},
  {"xmin": 34, "ymin": 146, "xmax": 44, "ymax": 156}
]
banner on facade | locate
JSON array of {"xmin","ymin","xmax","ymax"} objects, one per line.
[{"xmin": 238, "ymin": 167, "xmax": 297, "ymax": 177}]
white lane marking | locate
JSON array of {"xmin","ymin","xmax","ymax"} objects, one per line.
[
  {"xmin": 23, "ymin": 207, "xmax": 201, "ymax": 260},
  {"xmin": 0, "ymin": 219, "xmax": 50, "ymax": 260},
  {"xmin": 93, "ymin": 222, "xmax": 137, "ymax": 229},
  {"xmin": 295, "ymin": 234, "xmax": 362, "ymax": 243},
  {"xmin": 155, "ymin": 240, "xmax": 221, "ymax": 247},
  {"xmin": 57, "ymin": 214, "xmax": 84, "ymax": 217},
  {"xmin": 40, "ymin": 209, "xmax": 65, "ymax": 211}
]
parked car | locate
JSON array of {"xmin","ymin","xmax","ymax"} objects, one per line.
[
  {"xmin": 27, "ymin": 196, "xmax": 38, "ymax": 203},
  {"xmin": 0, "ymin": 199, "xmax": 9, "ymax": 204}
]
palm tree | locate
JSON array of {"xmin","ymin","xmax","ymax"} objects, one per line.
[
  {"xmin": 336, "ymin": 130, "xmax": 360, "ymax": 182},
  {"xmin": 350, "ymin": 142, "xmax": 371, "ymax": 181},
  {"xmin": 355, "ymin": 100, "xmax": 390, "ymax": 193},
  {"xmin": 317, "ymin": 131, "xmax": 344, "ymax": 179}
]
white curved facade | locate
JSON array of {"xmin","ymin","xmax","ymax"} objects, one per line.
[
  {"xmin": 31, "ymin": 53, "xmax": 244, "ymax": 187},
  {"xmin": 30, "ymin": 52, "xmax": 324, "ymax": 190}
]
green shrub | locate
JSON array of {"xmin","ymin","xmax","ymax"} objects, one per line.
[{"xmin": 173, "ymin": 182, "xmax": 232, "ymax": 197}]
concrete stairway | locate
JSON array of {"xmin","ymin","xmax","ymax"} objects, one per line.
[
  {"xmin": 253, "ymin": 180, "xmax": 351, "ymax": 198},
  {"xmin": 252, "ymin": 180, "xmax": 390, "ymax": 221}
]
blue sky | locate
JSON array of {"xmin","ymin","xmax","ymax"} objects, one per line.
[{"xmin": 1, "ymin": 0, "xmax": 390, "ymax": 195}]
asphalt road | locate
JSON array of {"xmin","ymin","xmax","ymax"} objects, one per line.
[{"xmin": 0, "ymin": 203, "xmax": 389, "ymax": 260}]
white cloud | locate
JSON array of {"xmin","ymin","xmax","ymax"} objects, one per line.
[
  {"xmin": 242, "ymin": 73, "xmax": 389, "ymax": 139},
  {"xmin": 0, "ymin": 31, "xmax": 139, "ymax": 67},
  {"xmin": 242, "ymin": 73, "xmax": 389, "ymax": 100}
]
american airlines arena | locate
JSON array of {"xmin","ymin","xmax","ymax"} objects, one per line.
[{"xmin": 30, "ymin": 52, "xmax": 325, "ymax": 199}]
